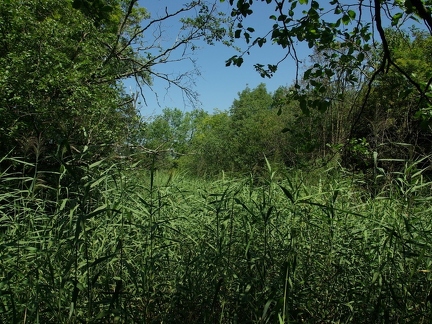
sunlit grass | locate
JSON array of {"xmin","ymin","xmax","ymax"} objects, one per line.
[{"xmin": 1, "ymin": 156, "xmax": 432, "ymax": 323}]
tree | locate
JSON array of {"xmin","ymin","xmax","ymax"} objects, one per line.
[
  {"xmin": 346, "ymin": 29, "xmax": 432, "ymax": 170},
  {"xmin": 182, "ymin": 110, "xmax": 234, "ymax": 176},
  {"xmin": 0, "ymin": 0, "xmax": 228, "ymax": 173},
  {"xmin": 229, "ymin": 84, "xmax": 279, "ymax": 171},
  {"xmin": 1, "ymin": 1, "xmax": 132, "ymax": 165},
  {"xmin": 222, "ymin": 0, "xmax": 432, "ymax": 120},
  {"xmin": 141, "ymin": 108, "xmax": 208, "ymax": 169},
  {"xmin": 185, "ymin": 84, "xmax": 303, "ymax": 176}
]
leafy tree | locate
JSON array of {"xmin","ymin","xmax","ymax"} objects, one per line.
[
  {"xmin": 0, "ymin": 0, "xmax": 228, "ymax": 174},
  {"xmin": 182, "ymin": 110, "xmax": 234, "ymax": 176},
  {"xmin": 222, "ymin": 0, "xmax": 432, "ymax": 119},
  {"xmin": 186, "ymin": 84, "xmax": 302, "ymax": 176},
  {"xmin": 219, "ymin": 0, "xmax": 432, "ymax": 177},
  {"xmin": 347, "ymin": 29, "xmax": 432, "ymax": 170},
  {"xmin": 142, "ymin": 108, "xmax": 208, "ymax": 169},
  {"xmin": 272, "ymin": 86, "xmax": 324, "ymax": 164},
  {"xmin": 230, "ymin": 83, "xmax": 273, "ymax": 120},
  {"xmin": 1, "ymin": 1, "xmax": 133, "ymax": 166},
  {"xmin": 229, "ymin": 84, "xmax": 283, "ymax": 172}
]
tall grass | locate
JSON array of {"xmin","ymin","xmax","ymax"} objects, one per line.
[{"xmin": 1, "ymin": 154, "xmax": 432, "ymax": 323}]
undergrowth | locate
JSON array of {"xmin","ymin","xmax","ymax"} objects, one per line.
[{"xmin": 1, "ymin": 155, "xmax": 432, "ymax": 323}]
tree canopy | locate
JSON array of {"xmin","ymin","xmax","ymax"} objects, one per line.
[
  {"xmin": 0, "ymin": 0, "xmax": 227, "ymax": 173},
  {"xmin": 2, "ymin": 0, "xmax": 432, "ymax": 176},
  {"xmin": 222, "ymin": 0, "xmax": 432, "ymax": 117}
]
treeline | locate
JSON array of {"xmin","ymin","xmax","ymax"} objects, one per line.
[
  {"xmin": 0, "ymin": 0, "xmax": 225, "ymax": 179},
  {"xmin": 1, "ymin": 0, "xmax": 431, "ymax": 185},
  {"xmin": 140, "ymin": 29, "xmax": 432, "ymax": 180}
]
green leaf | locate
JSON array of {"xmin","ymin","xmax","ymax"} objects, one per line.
[
  {"xmin": 342, "ymin": 14, "xmax": 350, "ymax": 25},
  {"xmin": 89, "ymin": 160, "xmax": 104, "ymax": 169},
  {"xmin": 299, "ymin": 98, "xmax": 309, "ymax": 115},
  {"xmin": 226, "ymin": 55, "xmax": 238, "ymax": 67},
  {"xmin": 257, "ymin": 37, "xmax": 266, "ymax": 47},
  {"xmin": 279, "ymin": 184, "xmax": 295, "ymax": 203},
  {"xmin": 392, "ymin": 12, "xmax": 403, "ymax": 26},
  {"xmin": 278, "ymin": 14, "xmax": 288, "ymax": 22},
  {"xmin": 348, "ymin": 10, "xmax": 356, "ymax": 19},
  {"xmin": 235, "ymin": 57, "xmax": 244, "ymax": 67}
]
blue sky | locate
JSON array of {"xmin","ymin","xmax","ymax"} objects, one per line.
[
  {"xmin": 125, "ymin": 0, "xmax": 313, "ymax": 117},
  {"xmin": 125, "ymin": 1, "xmax": 422, "ymax": 118}
]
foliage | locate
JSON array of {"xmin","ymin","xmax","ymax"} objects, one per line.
[
  {"xmin": 135, "ymin": 28, "xmax": 432, "ymax": 179},
  {"xmin": 0, "ymin": 0, "xmax": 140, "ymax": 168},
  {"xmin": 0, "ymin": 0, "xmax": 229, "ymax": 176},
  {"xmin": 229, "ymin": 84, "xmax": 277, "ymax": 171},
  {"xmin": 181, "ymin": 109, "xmax": 235, "ymax": 175},
  {"xmin": 221, "ymin": 0, "xmax": 432, "ymax": 116},
  {"xmin": 2, "ymin": 156, "xmax": 432, "ymax": 322},
  {"xmin": 3, "ymin": 1, "xmax": 432, "ymax": 322},
  {"xmin": 140, "ymin": 108, "xmax": 208, "ymax": 169},
  {"xmin": 345, "ymin": 29, "xmax": 432, "ymax": 173},
  {"xmin": 182, "ymin": 84, "xmax": 300, "ymax": 176},
  {"xmin": 182, "ymin": 82, "xmax": 356, "ymax": 176}
]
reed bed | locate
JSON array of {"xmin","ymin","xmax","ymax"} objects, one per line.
[{"xmin": 1, "ymin": 157, "xmax": 432, "ymax": 323}]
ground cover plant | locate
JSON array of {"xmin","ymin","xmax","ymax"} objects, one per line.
[{"xmin": 1, "ymin": 155, "xmax": 432, "ymax": 323}]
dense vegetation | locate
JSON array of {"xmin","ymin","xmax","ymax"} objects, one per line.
[
  {"xmin": 2, "ymin": 157, "xmax": 432, "ymax": 323},
  {"xmin": 1, "ymin": 0, "xmax": 432, "ymax": 323}
]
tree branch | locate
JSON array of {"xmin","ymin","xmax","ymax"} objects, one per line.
[{"xmin": 410, "ymin": 0, "xmax": 432, "ymax": 33}]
